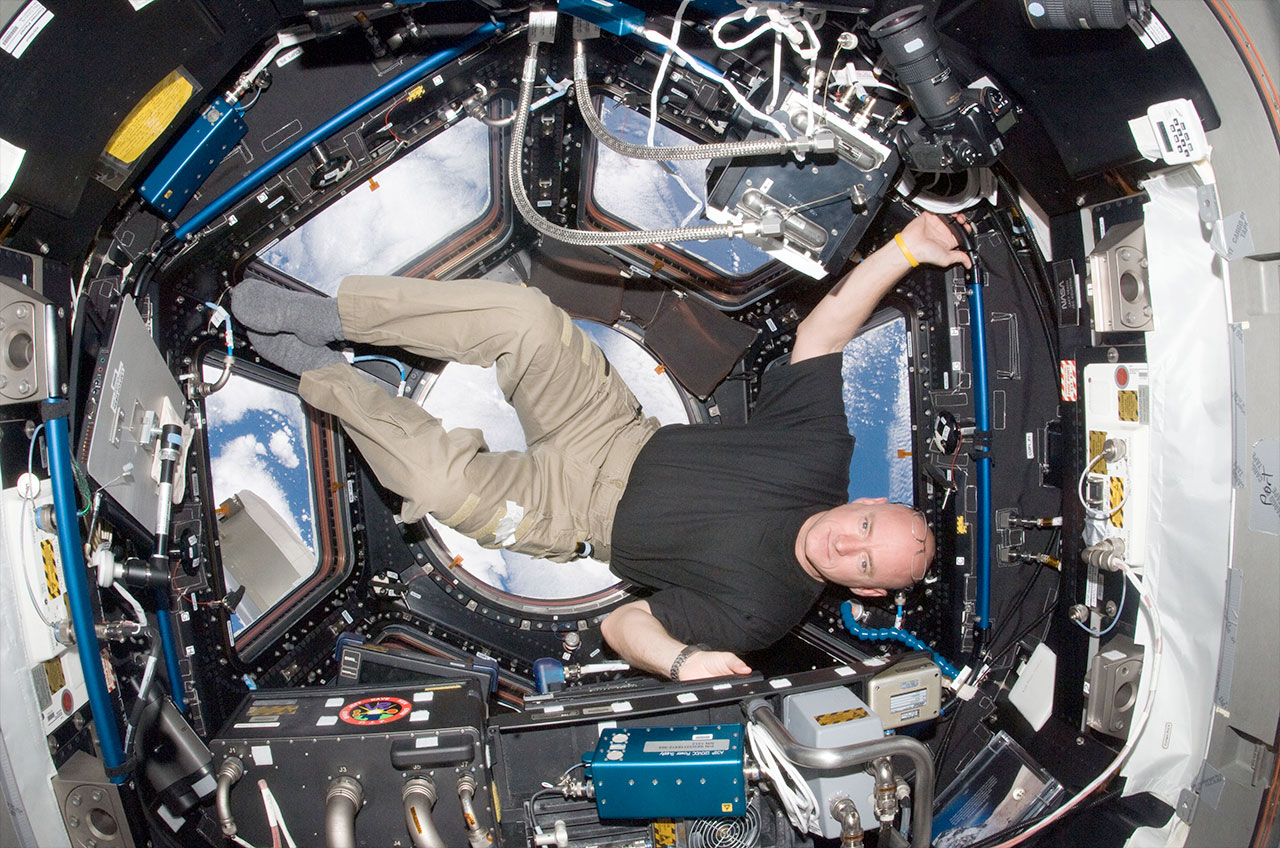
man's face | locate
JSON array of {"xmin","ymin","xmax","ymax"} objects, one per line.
[{"xmin": 797, "ymin": 498, "xmax": 934, "ymax": 597}]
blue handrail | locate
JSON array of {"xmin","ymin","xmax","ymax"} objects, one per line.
[
  {"xmin": 967, "ymin": 266, "xmax": 993, "ymax": 634},
  {"xmin": 154, "ymin": 592, "xmax": 186, "ymax": 714},
  {"xmin": 171, "ymin": 21, "xmax": 504, "ymax": 243},
  {"xmin": 45, "ymin": 408, "xmax": 127, "ymax": 781}
]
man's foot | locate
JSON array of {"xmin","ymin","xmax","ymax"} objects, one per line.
[
  {"xmin": 246, "ymin": 330, "xmax": 346, "ymax": 375},
  {"xmin": 230, "ymin": 278, "xmax": 343, "ymax": 346}
]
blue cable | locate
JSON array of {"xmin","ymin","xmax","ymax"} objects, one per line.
[
  {"xmin": 1073, "ymin": 577, "xmax": 1128, "ymax": 638},
  {"xmin": 840, "ymin": 601, "xmax": 960, "ymax": 681}
]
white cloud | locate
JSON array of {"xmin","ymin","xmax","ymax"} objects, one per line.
[
  {"xmin": 202, "ymin": 370, "xmax": 306, "ymax": 433},
  {"xmin": 263, "ymin": 118, "xmax": 492, "ymax": 294},
  {"xmin": 269, "ymin": 428, "xmax": 299, "ymax": 469},
  {"xmin": 210, "ymin": 433, "xmax": 308, "ymax": 543}
]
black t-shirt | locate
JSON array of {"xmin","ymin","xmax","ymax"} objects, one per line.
[{"xmin": 610, "ymin": 353, "xmax": 853, "ymax": 653}]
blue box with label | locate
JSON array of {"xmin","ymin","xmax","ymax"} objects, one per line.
[{"xmin": 583, "ymin": 723, "xmax": 746, "ymax": 819}]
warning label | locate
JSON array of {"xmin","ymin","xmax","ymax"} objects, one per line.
[{"xmin": 815, "ymin": 707, "xmax": 870, "ymax": 726}]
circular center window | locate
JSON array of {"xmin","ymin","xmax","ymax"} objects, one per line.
[{"xmin": 416, "ymin": 320, "xmax": 696, "ymax": 615}]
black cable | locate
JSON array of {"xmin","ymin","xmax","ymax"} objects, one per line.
[
  {"xmin": 980, "ymin": 197, "xmax": 1061, "ymax": 370},
  {"xmin": 985, "ymin": 530, "xmax": 1060, "ymax": 657}
]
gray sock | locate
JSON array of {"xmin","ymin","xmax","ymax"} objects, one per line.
[
  {"xmin": 231, "ymin": 278, "xmax": 343, "ymax": 345},
  {"xmin": 247, "ymin": 330, "xmax": 346, "ymax": 376}
]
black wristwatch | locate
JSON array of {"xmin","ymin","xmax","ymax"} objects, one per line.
[{"xmin": 668, "ymin": 644, "xmax": 710, "ymax": 681}]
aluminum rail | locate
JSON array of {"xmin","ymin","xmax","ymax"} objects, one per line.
[{"xmin": 744, "ymin": 700, "xmax": 933, "ymax": 848}]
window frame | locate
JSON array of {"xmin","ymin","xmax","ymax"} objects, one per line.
[
  {"xmin": 198, "ymin": 351, "xmax": 355, "ymax": 661},
  {"xmin": 577, "ymin": 91, "xmax": 796, "ymax": 308}
]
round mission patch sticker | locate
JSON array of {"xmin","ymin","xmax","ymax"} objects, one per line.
[{"xmin": 338, "ymin": 696, "xmax": 412, "ymax": 726}]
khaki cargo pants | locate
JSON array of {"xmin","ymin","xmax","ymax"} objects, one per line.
[{"xmin": 298, "ymin": 276, "xmax": 659, "ymax": 563}]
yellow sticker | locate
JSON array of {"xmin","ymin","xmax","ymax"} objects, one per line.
[
  {"xmin": 1109, "ymin": 478, "xmax": 1125, "ymax": 527},
  {"xmin": 41, "ymin": 539, "xmax": 60, "ymax": 599},
  {"xmin": 652, "ymin": 821, "xmax": 677, "ymax": 847},
  {"xmin": 1117, "ymin": 390, "xmax": 1139, "ymax": 423},
  {"xmin": 44, "ymin": 658, "xmax": 65, "ymax": 694},
  {"xmin": 815, "ymin": 707, "xmax": 870, "ymax": 725},
  {"xmin": 104, "ymin": 69, "xmax": 195, "ymax": 164},
  {"xmin": 247, "ymin": 703, "xmax": 299, "ymax": 717},
  {"xmin": 1088, "ymin": 431, "xmax": 1108, "ymax": 474},
  {"xmin": 722, "ymin": 803, "xmax": 734, "ymax": 813}
]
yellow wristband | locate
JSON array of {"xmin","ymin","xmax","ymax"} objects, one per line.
[{"xmin": 894, "ymin": 232, "xmax": 919, "ymax": 268}]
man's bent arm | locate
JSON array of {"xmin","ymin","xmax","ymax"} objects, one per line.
[
  {"xmin": 600, "ymin": 600, "xmax": 752, "ymax": 681},
  {"xmin": 792, "ymin": 211, "xmax": 970, "ymax": 363}
]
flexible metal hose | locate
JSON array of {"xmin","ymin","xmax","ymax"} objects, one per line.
[
  {"xmin": 325, "ymin": 775, "xmax": 364, "ymax": 848},
  {"xmin": 402, "ymin": 778, "xmax": 447, "ymax": 848},
  {"xmin": 572, "ymin": 42, "xmax": 794, "ymax": 161},
  {"xmin": 509, "ymin": 42, "xmax": 745, "ymax": 247},
  {"xmin": 457, "ymin": 774, "xmax": 492, "ymax": 848},
  {"xmin": 215, "ymin": 756, "xmax": 245, "ymax": 837}
]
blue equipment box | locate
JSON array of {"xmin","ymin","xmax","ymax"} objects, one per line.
[
  {"xmin": 583, "ymin": 724, "xmax": 746, "ymax": 819},
  {"xmin": 139, "ymin": 96, "xmax": 247, "ymax": 220}
]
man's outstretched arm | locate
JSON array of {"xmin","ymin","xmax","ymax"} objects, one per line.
[
  {"xmin": 791, "ymin": 211, "xmax": 971, "ymax": 364},
  {"xmin": 600, "ymin": 600, "xmax": 752, "ymax": 681}
]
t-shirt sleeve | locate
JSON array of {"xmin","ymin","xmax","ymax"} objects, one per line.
[
  {"xmin": 647, "ymin": 587, "xmax": 797, "ymax": 654},
  {"xmin": 751, "ymin": 353, "xmax": 845, "ymax": 426}
]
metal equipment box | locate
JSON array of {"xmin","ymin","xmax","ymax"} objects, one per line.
[
  {"xmin": 139, "ymin": 96, "xmax": 247, "ymax": 219},
  {"xmin": 867, "ymin": 656, "xmax": 942, "ymax": 729},
  {"xmin": 584, "ymin": 724, "xmax": 746, "ymax": 819},
  {"xmin": 782, "ymin": 687, "xmax": 884, "ymax": 839},
  {"xmin": 209, "ymin": 680, "xmax": 489, "ymax": 847}
]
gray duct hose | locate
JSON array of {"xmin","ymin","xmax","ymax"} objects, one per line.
[
  {"xmin": 745, "ymin": 700, "xmax": 934, "ymax": 848},
  {"xmin": 215, "ymin": 756, "xmax": 245, "ymax": 837},
  {"xmin": 572, "ymin": 42, "xmax": 794, "ymax": 162},
  {"xmin": 402, "ymin": 778, "xmax": 447, "ymax": 848},
  {"xmin": 325, "ymin": 775, "xmax": 364, "ymax": 848},
  {"xmin": 509, "ymin": 42, "xmax": 744, "ymax": 247},
  {"xmin": 456, "ymin": 774, "xmax": 492, "ymax": 848}
]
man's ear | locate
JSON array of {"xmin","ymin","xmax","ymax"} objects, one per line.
[
  {"xmin": 852, "ymin": 497, "xmax": 888, "ymax": 505},
  {"xmin": 851, "ymin": 586, "xmax": 887, "ymax": 598}
]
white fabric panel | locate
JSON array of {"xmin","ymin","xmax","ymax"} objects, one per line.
[
  {"xmin": 1119, "ymin": 167, "xmax": 1232, "ymax": 808},
  {"xmin": 0, "ymin": 480, "xmax": 72, "ymax": 848}
]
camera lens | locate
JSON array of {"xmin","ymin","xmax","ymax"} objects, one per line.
[
  {"xmin": 1022, "ymin": 0, "xmax": 1148, "ymax": 30},
  {"xmin": 870, "ymin": 4, "xmax": 962, "ymax": 128}
]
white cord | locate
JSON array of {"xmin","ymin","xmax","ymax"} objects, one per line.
[
  {"xmin": 710, "ymin": 4, "xmax": 822, "ymax": 142},
  {"xmin": 647, "ymin": 0, "xmax": 693, "ymax": 147},
  {"xmin": 991, "ymin": 561, "xmax": 1163, "ymax": 847},
  {"xmin": 260, "ymin": 779, "xmax": 298, "ymax": 848},
  {"xmin": 641, "ymin": 28, "xmax": 792, "ymax": 139},
  {"xmin": 1076, "ymin": 451, "xmax": 1130, "ymax": 520},
  {"xmin": 114, "ymin": 580, "xmax": 147, "ymax": 626},
  {"xmin": 747, "ymin": 721, "xmax": 820, "ymax": 835}
]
